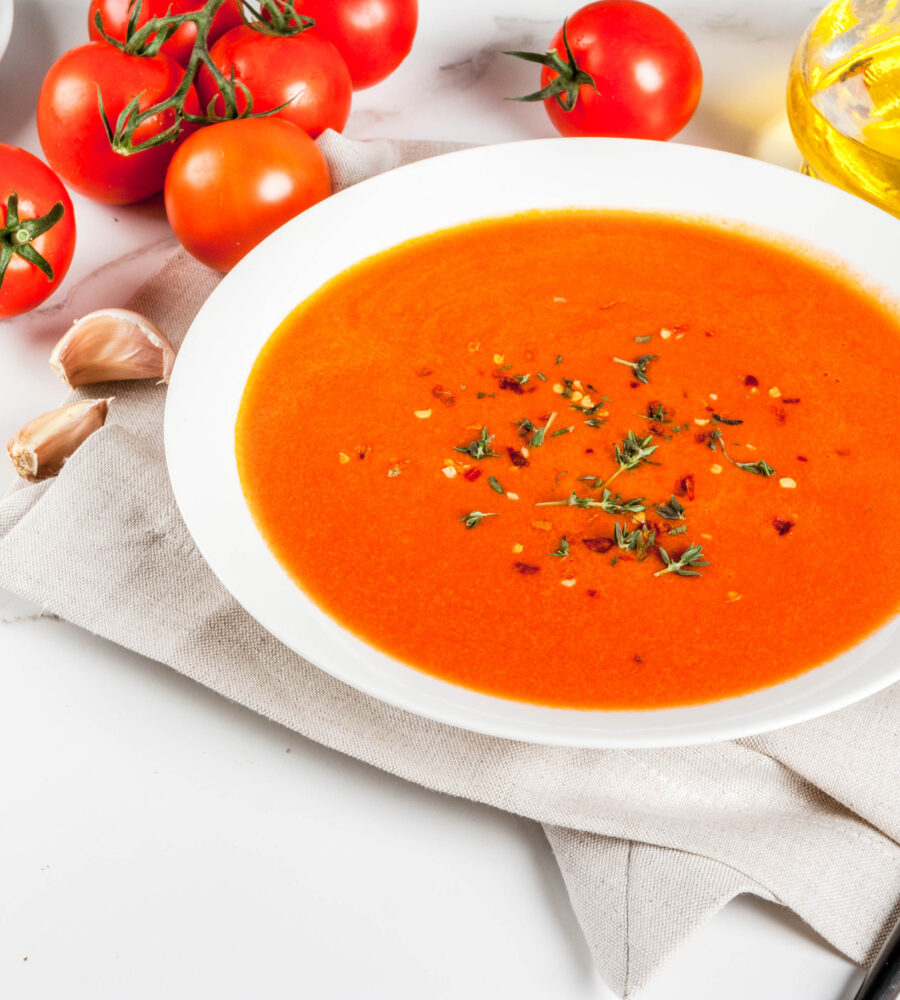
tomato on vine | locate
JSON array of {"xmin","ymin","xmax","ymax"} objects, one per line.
[
  {"xmin": 164, "ymin": 118, "xmax": 332, "ymax": 272},
  {"xmin": 196, "ymin": 17, "xmax": 352, "ymax": 138},
  {"xmin": 0, "ymin": 146, "xmax": 76, "ymax": 319},
  {"xmin": 37, "ymin": 43, "xmax": 201, "ymax": 205},
  {"xmin": 508, "ymin": 0, "xmax": 702, "ymax": 140},
  {"xmin": 88, "ymin": 0, "xmax": 244, "ymax": 67}
]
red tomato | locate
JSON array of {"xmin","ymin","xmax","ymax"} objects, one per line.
[
  {"xmin": 196, "ymin": 26, "xmax": 352, "ymax": 138},
  {"xmin": 164, "ymin": 118, "xmax": 332, "ymax": 272},
  {"xmin": 37, "ymin": 43, "xmax": 201, "ymax": 205},
  {"xmin": 0, "ymin": 146, "xmax": 76, "ymax": 319},
  {"xmin": 295, "ymin": 0, "xmax": 417, "ymax": 90},
  {"xmin": 88, "ymin": 0, "xmax": 243, "ymax": 67},
  {"xmin": 516, "ymin": 1, "xmax": 702, "ymax": 140}
]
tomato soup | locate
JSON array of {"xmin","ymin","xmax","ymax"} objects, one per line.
[{"xmin": 235, "ymin": 211, "xmax": 900, "ymax": 709}]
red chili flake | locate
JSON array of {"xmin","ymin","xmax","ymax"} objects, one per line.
[
  {"xmin": 705, "ymin": 330, "xmax": 715, "ymax": 338},
  {"xmin": 417, "ymin": 367, "xmax": 433, "ymax": 377},
  {"xmin": 584, "ymin": 448, "xmax": 595, "ymax": 454},
  {"xmin": 773, "ymin": 517, "xmax": 795, "ymax": 536},
  {"xmin": 650, "ymin": 422, "xmax": 667, "ymax": 436},
  {"xmin": 582, "ymin": 537, "xmax": 615, "ymax": 553},
  {"xmin": 694, "ymin": 432, "xmax": 707, "ymax": 444},
  {"xmin": 782, "ymin": 397, "xmax": 801, "ymax": 404},
  {"xmin": 356, "ymin": 445, "xmax": 371, "ymax": 460},
  {"xmin": 836, "ymin": 448, "xmax": 850, "ymax": 457},
  {"xmin": 463, "ymin": 468, "xmax": 483, "ymax": 482},
  {"xmin": 672, "ymin": 324, "xmax": 689, "ymax": 333},
  {"xmin": 514, "ymin": 562, "xmax": 540, "ymax": 575},
  {"xmin": 771, "ymin": 405, "xmax": 786, "ymax": 423},
  {"xmin": 674, "ymin": 474, "xmax": 695, "ymax": 501},
  {"xmin": 744, "ymin": 374, "xmax": 759, "ymax": 387},
  {"xmin": 432, "ymin": 385, "xmax": 456, "ymax": 407},
  {"xmin": 496, "ymin": 375, "xmax": 526, "ymax": 394},
  {"xmin": 617, "ymin": 555, "xmax": 634, "ymax": 562},
  {"xmin": 629, "ymin": 380, "xmax": 640, "ymax": 389},
  {"xmin": 633, "ymin": 654, "xmax": 644, "ymax": 664},
  {"xmin": 797, "ymin": 455, "xmax": 808, "ymax": 462},
  {"xmin": 586, "ymin": 589, "xmax": 598, "ymax": 598},
  {"xmin": 506, "ymin": 446, "xmax": 529, "ymax": 467}
]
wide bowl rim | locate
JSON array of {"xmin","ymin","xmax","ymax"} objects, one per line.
[{"xmin": 165, "ymin": 136, "xmax": 900, "ymax": 748}]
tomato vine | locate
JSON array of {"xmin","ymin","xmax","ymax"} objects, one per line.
[{"xmin": 92, "ymin": 0, "xmax": 314, "ymax": 154}]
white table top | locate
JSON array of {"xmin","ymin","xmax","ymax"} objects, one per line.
[{"xmin": 0, "ymin": 1, "xmax": 869, "ymax": 997}]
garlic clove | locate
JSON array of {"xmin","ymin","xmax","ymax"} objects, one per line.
[
  {"xmin": 7, "ymin": 398, "xmax": 112, "ymax": 482},
  {"xmin": 49, "ymin": 308, "xmax": 176, "ymax": 388}
]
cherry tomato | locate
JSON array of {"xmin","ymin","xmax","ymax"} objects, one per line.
[
  {"xmin": 514, "ymin": 1, "xmax": 702, "ymax": 140},
  {"xmin": 0, "ymin": 146, "xmax": 76, "ymax": 319},
  {"xmin": 294, "ymin": 0, "xmax": 417, "ymax": 90},
  {"xmin": 164, "ymin": 118, "xmax": 332, "ymax": 272},
  {"xmin": 196, "ymin": 26, "xmax": 352, "ymax": 138},
  {"xmin": 88, "ymin": 0, "xmax": 243, "ymax": 67},
  {"xmin": 37, "ymin": 43, "xmax": 201, "ymax": 205}
]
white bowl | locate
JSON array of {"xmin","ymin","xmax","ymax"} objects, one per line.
[
  {"xmin": 0, "ymin": 0, "xmax": 13, "ymax": 64},
  {"xmin": 165, "ymin": 138, "xmax": 900, "ymax": 748}
]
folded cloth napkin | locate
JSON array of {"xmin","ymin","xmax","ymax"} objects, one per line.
[{"xmin": 1, "ymin": 130, "xmax": 898, "ymax": 997}]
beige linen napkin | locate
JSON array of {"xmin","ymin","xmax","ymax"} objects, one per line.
[{"xmin": 1, "ymin": 131, "xmax": 899, "ymax": 997}]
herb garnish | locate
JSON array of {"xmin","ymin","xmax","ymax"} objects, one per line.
[
  {"xmin": 535, "ymin": 488, "xmax": 646, "ymax": 514},
  {"xmin": 654, "ymin": 544, "xmax": 708, "ymax": 577},
  {"xmin": 712, "ymin": 413, "xmax": 743, "ymax": 426},
  {"xmin": 669, "ymin": 524, "xmax": 688, "ymax": 535},
  {"xmin": 550, "ymin": 537, "xmax": 571, "ymax": 558},
  {"xmin": 551, "ymin": 426, "xmax": 574, "ymax": 437},
  {"xmin": 708, "ymin": 429, "xmax": 776, "ymax": 476},
  {"xmin": 603, "ymin": 430, "xmax": 658, "ymax": 486},
  {"xmin": 529, "ymin": 412, "xmax": 557, "ymax": 447},
  {"xmin": 455, "ymin": 426, "xmax": 498, "ymax": 460},
  {"xmin": 488, "ymin": 475, "xmax": 504, "ymax": 494},
  {"xmin": 613, "ymin": 354, "xmax": 658, "ymax": 384},
  {"xmin": 614, "ymin": 521, "xmax": 656, "ymax": 560},
  {"xmin": 654, "ymin": 495, "xmax": 686, "ymax": 520},
  {"xmin": 460, "ymin": 511, "xmax": 498, "ymax": 529},
  {"xmin": 635, "ymin": 335, "xmax": 653, "ymax": 344}
]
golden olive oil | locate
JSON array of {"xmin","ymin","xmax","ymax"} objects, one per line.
[{"xmin": 787, "ymin": 0, "xmax": 900, "ymax": 215}]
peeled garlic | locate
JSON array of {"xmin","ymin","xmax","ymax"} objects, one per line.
[
  {"xmin": 7, "ymin": 398, "xmax": 112, "ymax": 482},
  {"xmin": 49, "ymin": 309, "xmax": 176, "ymax": 388}
]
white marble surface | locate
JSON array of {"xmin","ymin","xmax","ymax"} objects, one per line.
[{"xmin": 0, "ymin": 1, "xmax": 871, "ymax": 998}]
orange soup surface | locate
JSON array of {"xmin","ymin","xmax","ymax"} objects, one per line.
[{"xmin": 236, "ymin": 211, "xmax": 900, "ymax": 709}]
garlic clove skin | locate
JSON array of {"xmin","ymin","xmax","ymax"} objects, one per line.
[
  {"xmin": 7, "ymin": 398, "xmax": 112, "ymax": 483},
  {"xmin": 49, "ymin": 308, "xmax": 176, "ymax": 388}
]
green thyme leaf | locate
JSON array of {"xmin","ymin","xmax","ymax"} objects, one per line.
[
  {"xmin": 489, "ymin": 475, "xmax": 504, "ymax": 494},
  {"xmin": 460, "ymin": 511, "xmax": 498, "ymax": 529},
  {"xmin": 454, "ymin": 426, "xmax": 498, "ymax": 460}
]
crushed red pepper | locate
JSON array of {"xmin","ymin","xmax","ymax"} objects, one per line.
[
  {"xmin": 432, "ymin": 385, "xmax": 456, "ymax": 406},
  {"xmin": 514, "ymin": 562, "xmax": 540, "ymax": 575},
  {"xmin": 675, "ymin": 474, "xmax": 696, "ymax": 500},
  {"xmin": 507, "ymin": 446, "xmax": 529, "ymax": 467},
  {"xmin": 773, "ymin": 517, "xmax": 795, "ymax": 535},
  {"xmin": 582, "ymin": 537, "xmax": 615, "ymax": 553}
]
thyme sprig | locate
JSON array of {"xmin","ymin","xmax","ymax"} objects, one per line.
[
  {"xmin": 460, "ymin": 511, "xmax": 498, "ymax": 529},
  {"xmin": 614, "ymin": 521, "xmax": 656, "ymax": 560},
  {"xmin": 602, "ymin": 430, "xmax": 658, "ymax": 487},
  {"xmin": 535, "ymin": 488, "xmax": 646, "ymax": 514},
  {"xmin": 612, "ymin": 354, "xmax": 658, "ymax": 384},
  {"xmin": 654, "ymin": 544, "xmax": 708, "ymax": 577},
  {"xmin": 550, "ymin": 537, "xmax": 571, "ymax": 558},
  {"xmin": 654, "ymin": 495, "xmax": 686, "ymax": 520},
  {"xmin": 455, "ymin": 426, "xmax": 498, "ymax": 460},
  {"xmin": 708, "ymin": 429, "xmax": 776, "ymax": 476}
]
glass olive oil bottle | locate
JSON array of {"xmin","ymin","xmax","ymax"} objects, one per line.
[{"xmin": 787, "ymin": 0, "xmax": 900, "ymax": 215}]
